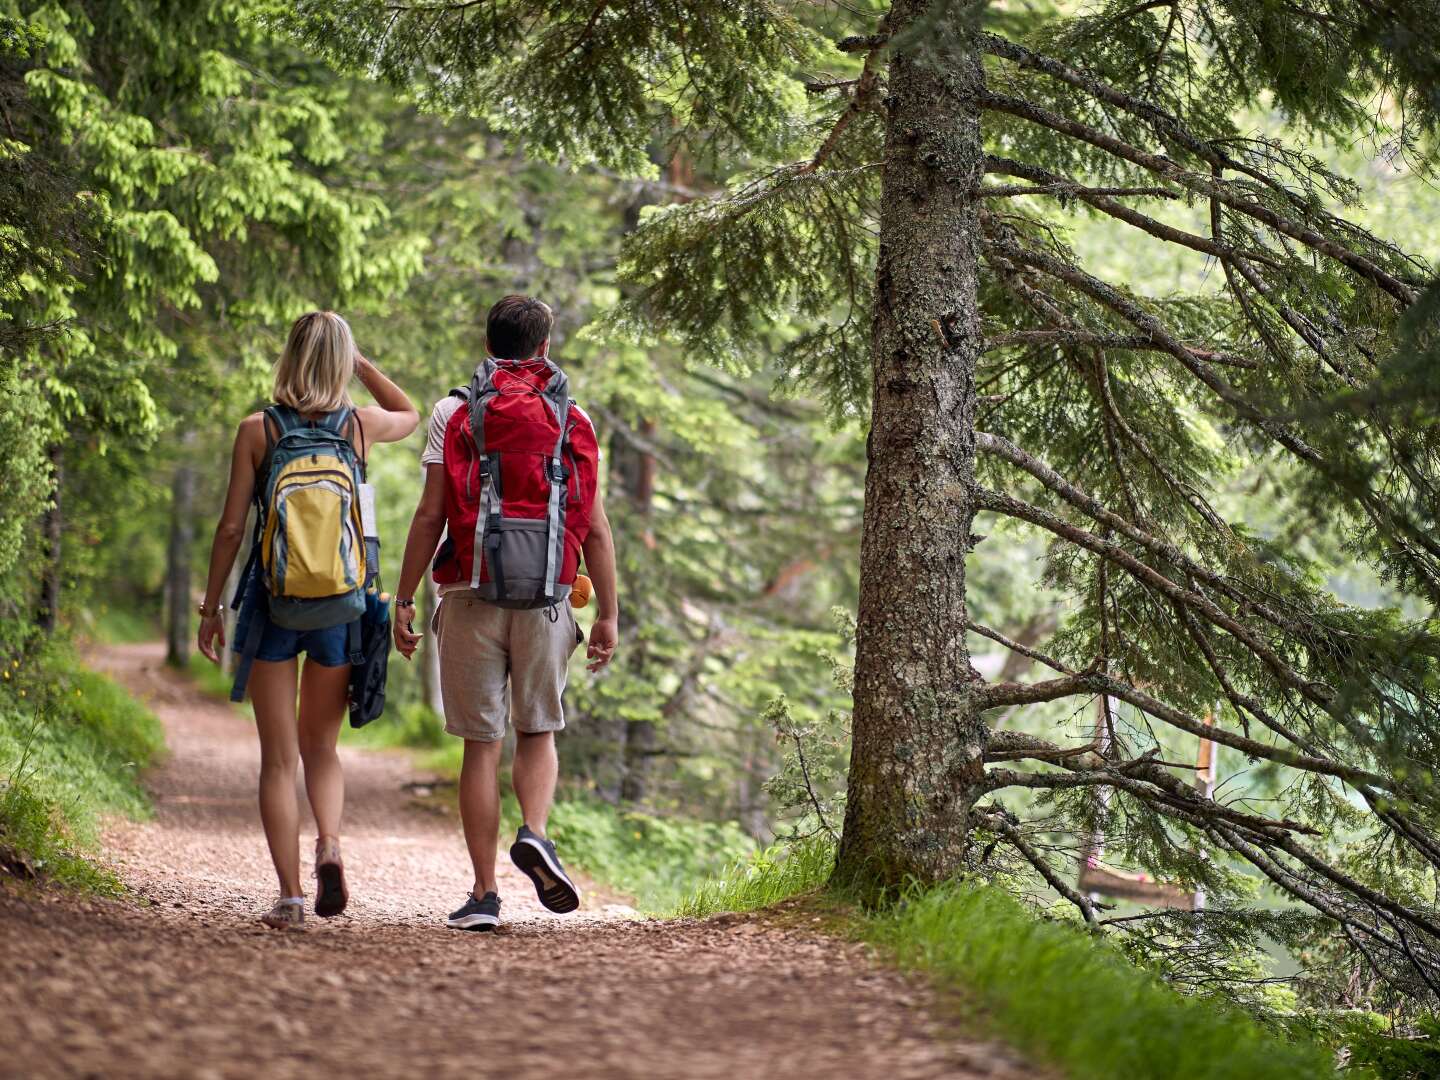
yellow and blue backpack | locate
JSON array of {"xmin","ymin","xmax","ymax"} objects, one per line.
[
  {"xmin": 229, "ymin": 405, "xmax": 376, "ymax": 706},
  {"xmin": 257, "ymin": 405, "xmax": 370, "ymax": 628}
]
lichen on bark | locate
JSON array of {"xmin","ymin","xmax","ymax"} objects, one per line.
[{"xmin": 833, "ymin": 0, "xmax": 988, "ymax": 895}]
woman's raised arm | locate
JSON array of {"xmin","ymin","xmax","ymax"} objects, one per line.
[{"xmin": 353, "ymin": 353, "xmax": 419, "ymax": 444}]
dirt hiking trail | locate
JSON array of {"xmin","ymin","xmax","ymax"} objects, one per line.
[{"xmin": 0, "ymin": 642, "xmax": 1040, "ymax": 1079}]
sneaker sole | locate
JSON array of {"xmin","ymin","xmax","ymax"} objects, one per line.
[
  {"xmin": 314, "ymin": 862, "xmax": 348, "ymax": 918},
  {"xmin": 446, "ymin": 913, "xmax": 500, "ymax": 932},
  {"xmin": 510, "ymin": 836, "xmax": 580, "ymax": 914}
]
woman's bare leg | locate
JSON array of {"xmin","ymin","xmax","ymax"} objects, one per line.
[
  {"xmin": 250, "ymin": 658, "xmax": 302, "ymax": 897},
  {"xmin": 297, "ymin": 659, "xmax": 350, "ymax": 843}
]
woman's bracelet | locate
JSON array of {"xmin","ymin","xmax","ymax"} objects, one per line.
[{"xmin": 198, "ymin": 601, "xmax": 225, "ymax": 618}]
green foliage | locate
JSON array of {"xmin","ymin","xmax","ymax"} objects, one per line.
[
  {"xmin": 0, "ymin": 646, "xmax": 164, "ymax": 892},
  {"xmin": 871, "ymin": 883, "xmax": 1340, "ymax": 1080},
  {"xmin": 546, "ymin": 797, "xmax": 755, "ymax": 913},
  {"xmin": 0, "ymin": 0, "xmax": 424, "ymax": 651},
  {"xmin": 1340, "ymin": 1015, "xmax": 1440, "ymax": 1080},
  {"xmin": 273, "ymin": 0, "xmax": 820, "ymax": 174},
  {"xmin": 673, "ymin": 834, "xmax": 835, "ymax": 917}
]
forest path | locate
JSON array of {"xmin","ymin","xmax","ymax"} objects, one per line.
[{"xmin": 0, "ymin": 641, "xmax": 1039, "ymax": 1080}]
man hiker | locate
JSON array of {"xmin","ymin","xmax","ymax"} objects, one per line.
[{"xmin": 392, "ymin": 295, "xmax": 619, "ymax": 930}]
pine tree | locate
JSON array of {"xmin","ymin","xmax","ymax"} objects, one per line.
[
  {"xmin": 1, "ymin": 0, "xmax": 421, "ymax": 649},
  {"xmin": 283, "ymin": 0, "xmax": 1440, "ymax": 1003}
]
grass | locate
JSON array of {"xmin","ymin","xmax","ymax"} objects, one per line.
[
  {"xmin": 0, "ymin": 646, "xmax": 165, "ymax": 893},
  {"xmin": 187, "ymin": 652, "xmax": 239, "ymax": 703},
  {"xmin": 674, "ymin": 840, "xmax": 1340, "ymax": 1080},
  {"xmin": 873, "ymin": 884, "xmax": 1338, "ymax": 1080},
  {"xmin": 672, "ymin": 834, "xmax": 835, "ymax": 917}
]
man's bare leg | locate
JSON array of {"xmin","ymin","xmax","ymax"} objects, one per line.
[
  {"xmin": 512, "ymin": 730, "xmax": 558, "ymax": 836},
  {"xmin": 459, "ymin": 738, "xmax": 504, "ymax": 896}
]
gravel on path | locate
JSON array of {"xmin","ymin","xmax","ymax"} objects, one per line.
[{"xmin": 0, "ymin": 642, "xmax": 1043, "ymax": 1080}]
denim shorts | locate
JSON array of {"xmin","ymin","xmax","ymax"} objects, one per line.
[{"xmin": 235, "ymin": 601, "xmax": 352, "ymax": 667}]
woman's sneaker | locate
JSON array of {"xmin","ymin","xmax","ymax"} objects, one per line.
[
  {"xmin": 509, "ymin": 825, "xmax": 580, "ymax": 913},
  {"xmin": 261, "ymin": 897, "xmax": 305, "ymax": 931},
  {"xmin": 447, "ymin": 891, "xmax": 501, "ymax": 931},
  {"xmin": 313, "ymin": 836, "xmax": 349, "ymax": 918}
]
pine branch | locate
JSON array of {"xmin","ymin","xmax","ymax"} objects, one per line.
[
  {"xmin": 975, "ymin": 486, "xmax": 1336, "ymax": 710},
  {"xmin": 966, "ymin": 618, "xmax": 1075, "ymax": 675},
  {"xmin": 986, "ymin": 238, "xmax": 1328, "ymax": 465},
  {"xmin": 983, "ymin": 756, "xmax": 1322, "ymax": 838},
  {"xmin": 977, "ymin": 808, "xmax": 1101, "ymax": 923},
  {"xmin": 977, "ymin": 183, "xmax": 1177, "ymax": 199},
  {"xmin": 978, "ymin": 92, "xmax": 1419, "ymax": 304},
  {"xmin": 975, "ymin": 430, "xmax": 1330, "ymax": 648},
  {"xmin": 978, "ymin": 672, "xmax": 1382, "ymax": 788},
  {"xmin": 804, "ymin": 42, "xmax": 883, "ymax": 174},
  {"xmin": 985, "ymin": 155, "xmax": 1284, "ymax": 269},
  {"xmin": 984, "ymin": 330, "xmax": 1254, "ymax": 368}
]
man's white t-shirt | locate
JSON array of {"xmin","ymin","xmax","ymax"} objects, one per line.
[{"xmin": 420, "ymin": 396, "xmax": 464, "ymax": 467}]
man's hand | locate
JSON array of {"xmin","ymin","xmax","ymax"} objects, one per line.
[
  {"xmin": 587, "ymin": 615, "xmax": 618, "ymax": 672},
  {"xmin": 393, "ymin": 606, "xmax": 423, "ymax": 660}
]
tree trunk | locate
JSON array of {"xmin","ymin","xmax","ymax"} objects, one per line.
[
  {"xmin": 610, "ymin": 414, "xmax": 659, "ymax": 803},
  {"xmin": 166, "ymin": 444, "xmax": 197, "ymax": 668},
  {"xmin": 833, "ymin": 4, "xmax": 986, "ymax": 893},
  {"xmin": 37, "ymin": 445, "xmax": 63, "ymax": 635}
]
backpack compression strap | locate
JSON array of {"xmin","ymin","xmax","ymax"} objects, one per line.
[
  {"xmin": 536, "ymin": 361, "xmax": 572, "ymax": 602},
  {"xmin": 464, "ymin": 360, "xmax": 505, "ymax": 592}
]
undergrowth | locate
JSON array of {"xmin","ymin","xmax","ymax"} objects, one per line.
[
  {"xmin": 876, "ymin": 884, "xmax": 1338, "ymax": 1080},
  {"xmin": 672, "ymin": 835, "xmax": 835, "ymax": 917},
  {"xmin": 0, "ymin": 646, "xmax": 164, "ymax": 893}
]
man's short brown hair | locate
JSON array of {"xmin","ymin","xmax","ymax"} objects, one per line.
[{"xmin": 486, "ymin": 295, "xmax": 554, "ymax": 359}]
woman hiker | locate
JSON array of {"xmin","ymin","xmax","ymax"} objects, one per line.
[{"xmin": 197, "ymin": 311, "xmax": 418, "ymax": 929}]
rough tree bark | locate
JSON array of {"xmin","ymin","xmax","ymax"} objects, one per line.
[
  {"xmin": 166, "ymin": 440, "xmax": 197, "ymax": 668},
  {"xmin": 833, "ymin": 2, "xmax": 986, "ymax": 892}
]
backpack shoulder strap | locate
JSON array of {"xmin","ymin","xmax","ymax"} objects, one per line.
[
  {"xmin": 318, "ymin": 406, "xmax": 353, "ymax": 436},
  {"xmin": 265, "ymin": 404, "xmax": 304, "ymax": 439}
]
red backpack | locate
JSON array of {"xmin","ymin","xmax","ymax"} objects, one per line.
[{"xmin": 432, "ymin": 357, "xmax": 599, "ymax": 607}]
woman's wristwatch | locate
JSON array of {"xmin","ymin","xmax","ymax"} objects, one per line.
[{"xmin": 198, "ymin": 600, "xmax": 225, "ymax": 618}]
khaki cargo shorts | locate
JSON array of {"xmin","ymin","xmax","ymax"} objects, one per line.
[{"xmin": 432, "ymin": 594, "xmax": 584, "ymax": 742}]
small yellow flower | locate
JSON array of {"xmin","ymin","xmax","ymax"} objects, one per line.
[
  {"xmin": 2, "ymin": 670, "xmax": 8, "ymax": 680},
  {"xmin": 18, "ymin": 688, "xmax": 26, "ymax": 697}
]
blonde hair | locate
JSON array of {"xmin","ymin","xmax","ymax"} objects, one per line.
[{"xmin": 273, "ymin": 311, "xmax": 355, "ymax": 414}]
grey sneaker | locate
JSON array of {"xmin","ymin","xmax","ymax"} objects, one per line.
[
  {"xmin": 261, "ymin": 898, "xmax": 305, "ymax": 931},
  {"xmin": 447, "ymin": 891, "xmax": 501, "ymax": 932},
  {"xmin": 510, "ymin": 825, "xmax": 580, "ymax": 913}
]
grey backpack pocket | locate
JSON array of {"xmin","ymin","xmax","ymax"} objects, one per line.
[{"xmin": 477, "ymin": 518, "xmax": 571, "ymax": 609}]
